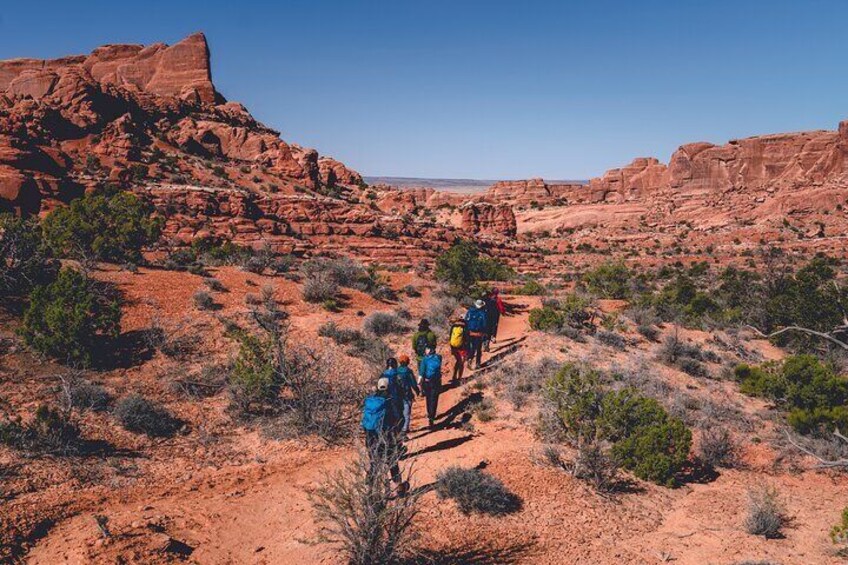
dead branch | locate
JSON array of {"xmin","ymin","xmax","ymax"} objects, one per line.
[
  {"xmin": 745, "ymin": 325, "xmax": 848, "ymax": 351},
  {"xmin": 784, "ymin": 429, "xmax": 848, "ymax": 468}
]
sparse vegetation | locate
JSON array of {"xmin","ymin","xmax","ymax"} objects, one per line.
[
  {"xmin": 311, "ymin": 443, "xmax": 419, "ymax": 565},
  {"xmin": 363, "ymin": 311, "xmax": 408, "ymax": 337},
  {"xmin": 697, "ymin": 426, "xmax": 738, "ymax": 469},
  {"xmin": 114, "ymin": 394, "xmax": 181, "ymax": 438},
  {"xmin": 582, "ymin": 261, "xmax": 633, "ymax": 299},
  {"xmin": 435, "ymin": 466, "xmax": 522, "ymax": 516},
  {"xmin": 0, "ymin": 404, "xmax": 82, "ymax": 455},
  {"xmin": 193, "ymin": 290, "xmax": 216, "ymax": 310},
  {"xmin": 744, "ymin": 486, "xmax": 787, "ymax": 538}
]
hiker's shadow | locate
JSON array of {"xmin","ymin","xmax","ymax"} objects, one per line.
[{"xmin": 405, "ymin": 434, "xmax": 474, "ymax": 459}]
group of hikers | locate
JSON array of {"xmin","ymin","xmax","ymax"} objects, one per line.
[{"xmin": 359, "ymin": 288, "xmax": 506, "ymax": 495}]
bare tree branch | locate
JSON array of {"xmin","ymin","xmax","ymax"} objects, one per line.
[
  {"xmin": 745, "ymin": 325, "xmax": 848, "ymax": 351},
  {"xmin": 784, "ymin": 429, "xmax": 848, "ymax": 468}
]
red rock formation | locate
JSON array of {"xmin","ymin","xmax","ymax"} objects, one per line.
[{"xmin": 460, "ymin": 202, "xmax": 517, "ymax": 237}]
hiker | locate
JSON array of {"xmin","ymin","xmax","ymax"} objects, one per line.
[
  {"xmin": 448, "ymin": 318, "xmax": 467, "ymax": 383},
  {"xmin": 361, "ymin": 377, "xmax": 408, "ymax": 495},
  {"xmin": 417, "ymin": 345, "xmax": 442, "ymax": 428},
  {"xmin": 411, "ymin": 319, "xmax": 437, "ymax": 363},
  {"xmin": 465, "ymin": 299, "xmax": 488, "ymax": 370},
  {"xmin": 483, "ymin": 288, "xmax": 506, "ymax": 352},
  {"xmin": 381, "ymin": 358, "xmax": 404, "ymax": 432},
  {"xmin": 395, "ymin": 355, "xmax": 420, "ymax": 438}
]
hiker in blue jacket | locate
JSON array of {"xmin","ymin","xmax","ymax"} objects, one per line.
[
  {"xmin": 417, "ymin": 346, "xmax": 443, "ymax": 428},
  {"xmin": 465, "ymin": 298, "xmax": 488, "ymax": 370},
  {"xmin": 395, "ymin": 355, "xmax": 420, "ymax": 438},
  {"xmin": 360, "ymin": 377, "xmax": 408, "ymax": 495},
  {"xmin": 381, "ymin": 357, "xmax": 403, "ymax": 427}
]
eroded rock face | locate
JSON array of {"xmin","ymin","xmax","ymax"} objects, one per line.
[{"xmin": 460, "ymin": 202, "xmax": 517, "ymax": 237}]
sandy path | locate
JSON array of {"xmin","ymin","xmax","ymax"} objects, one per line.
[{"xmin": 27, "ymin": 297, "xmax": 540, "ymax": 564}]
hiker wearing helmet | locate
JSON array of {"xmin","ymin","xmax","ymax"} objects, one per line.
[
  {"xmin": 483, "ymin": 288, "xmax": 506, "ymax": 352},
  {"xmin": 417, "ymin": 345, "xmax": 443, "ymax": 428},
  {"xmin": 448, "ymin": 318, "xmax": 467, "ymax": 383},
  {"xmin": 360, "ymin": 377, "xmax": 408, "ymax": 495},
  {"xmin": 395, "ymin": 355, "xmax": 420, "ymax": 438},
  {"xmin": 411, "ymin": 319, "xmax": 437, "ymax": 363},
  {"xmin": 464, "ymin": 298, "xmax": 488, "ymax": 369}
]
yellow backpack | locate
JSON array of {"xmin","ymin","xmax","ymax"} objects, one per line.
[{"xmin": 449, "ymin": 324, "xmax": 465, "ymax": 348}]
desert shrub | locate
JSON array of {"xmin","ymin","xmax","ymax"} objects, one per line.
[
  {"xmin": 529, "ymin": 293, "xmax": 593, "ymax": 334},
  {"xmin": 171, "ymin": 362, "xmax": 228, "ymax": 399},
  {"xmin": 311, "ymin": 442, "xmax": 419, "ymax": 565},
  {"xmin": 679, "ymin": 357, "xmax": 708, "ymax": 378},
  {"xmin": 471, "ymin": 397, "xmax": 496, "ymax": 422},
  {"xmin": 204, "ymin": 277, "xmax": 227, "ymax": 292},
  {"xmin": 0, "ymin": 404, "xmax": 82, "ymax": 455},
  {"xmin": 302, "ymin": 270, "xmax": 340, "ymax": 303},
  {"xmin": 697, "ymin": 426, "xmax": 738, "ymax": 469},
  {"xmin": 571, "ymin": 441, "xmax": 620, "ymax": 492},
  {"xmin": 62, "ymin": 378, "xmax": 110, "ymax": 413},
  {"xmin": 582, "ymin": 261, "xmax": 632, "ymax": 299},
  {"xmin": 114, "ymin": 394, "xmax": 181, "ymax": 438},
  {"xmin": 193, "ymin": 290, "xmax": 215, "ymax": 310},
  {"xmin": 426, "ymin": 294, "xmax": 460, "ymax": 330},
  {"xmin": 318, "ymin": 322, "xmax": 392, "ymax": 370},
  {"xmin": 231, "ymin": 302, "xmax": 367, "ymax": 439},
  {"xmin": 228, "ymin": 332, "xmax": 280, "ymax": 414},
  {"xmin": 744, "ymin": 486, "xmax": 787, "ymax": 538},
  {"xmin": 302, "ymin": 256, "xmax": 367, "ymax": 288},
  {"xmin": 490, "ymin": 356, "xmax": 559, "ymax": 410},
  {"xmin": 830, "ymin": 506, "xmax": 848, "ymax": 550},
  {"xmin": 42, "ymin": 186, "xmax": 162, "ymax": 263},
  {"xmin": 597, "ymin": 329, "xmax": 627, "ymax": 350},
  {"xmin": 515, "ymin": 278, "xmax": 547, "ymax": 296},
  {"xmin": 434, "ymin": 239, "xmax": 514, "ymax": 296},
  {"xmin": 735, "ymin": 355, "xmax": 848, "ymax": 435},
  {"xmin": 0, "ymin": 214, "xmax": 58, "ymax": 296},
  {"xmin": 402, "ymin": 284, "xmax": 421, "ymax": 297},
  {"xmin": 20, "ymin": 268, "xmax": 121, "ymax": 367},
  {"xmin": 637, "ymin": 324, "xmax": 659, "ymax": 341},
  {"xmin": 363, "ymin": 312, "xmax": 407, "ymax": 337},
  {"xmin": 542, "ymin": 368, "xmax": 692, "ymax": 486},
  {"xmin": 435, "ymin": 466, "xmax": 522, "ymax": 515}
]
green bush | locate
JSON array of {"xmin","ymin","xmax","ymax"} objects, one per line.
[
  {"xmin": 42, "ymin": 186, "xmax": 162, "ymax": 263},
  {"xmin": 735, "ymin": 355, "xmax": 848, "ymax": 435},
  {"xmin": 830, "ymin": 506, "xmax": 848, "ymax": 547},
  {"xmin": 228, "ymin": 332, "xmax": 280, "ymax": 414},
  {"xmin": 515, "ymin": 278, "xmax": 547, "ymax": 296},
  {"xmin": 541, "ymin": 368, "xmax": 692, "ymax": 486},
  {"xmin": 434, "ymin": 239, "xmax": 513, "ymax": 296},
  {"xmin": 529, "ymin": 306, "xmax": 566, "ymax": 332},
  {"xmin": 0, "ymin": 214, "xmax": 58, "ymax": 296},
  {"xmin": 20, "ymin": 269, "xmax": 121, "ymax": 366},
  {"xmin": 582, "ymin": 261, "xmax": 632, "ymax": 299},
  {"xmin": 529, "ymin": 294, "xmax": 593, "ymax": 334}
]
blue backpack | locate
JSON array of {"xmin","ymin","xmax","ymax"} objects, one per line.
[
  {"xmin": 466, "ymin": 308, "xmax": 487, "ymax": 332},
  {"xmin": 420, "ymin": 354, "xmax": 442, "ymax": 381},
  {"xmin": 361, "ymin": 395, "xmax": 388, "ymax": 432}
]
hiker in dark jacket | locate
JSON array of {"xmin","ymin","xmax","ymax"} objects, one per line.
[
  {"xmin": 411, "ymin": 319, "xmax": 437, "ymax": 363},
  {"xmin": 483, "ymin": 288, "xmax": 506, "ymax": 352},
  {"xmin": 361, "ymin": 377, "xmax": 407, "ymax": 494},
  {"xmin": 465, "ymin": 299, "xmax": 488, "ymax": 369},
  {"xmin": 417, "ymin": 346, "xmax": 443, "ymax": 428},
  {"xmin": 395, "ymin": 355, "xmax": 420, "ymax": 437},
  {"xmin": 381, "ymin": 357, "xmax": 403, "ymax": 428}
]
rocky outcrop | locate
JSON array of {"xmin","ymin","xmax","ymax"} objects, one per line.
[{"xmin": 460, "ymin": 202, "xmax": 517, "ymax": 237}]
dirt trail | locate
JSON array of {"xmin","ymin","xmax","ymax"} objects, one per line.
[{"xmin": 27, "ymin": 297, "xmax": 541, "ymax": 564}]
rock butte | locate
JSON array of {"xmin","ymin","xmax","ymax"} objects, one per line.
[{"xmin": 2, "ymin": 33, "xmax": 848, "ymax": 268}]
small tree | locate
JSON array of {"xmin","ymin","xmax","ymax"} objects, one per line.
[
  {"xmin": 582, "ymin": 261, "xmax": 632, "ymax": 299},
  {"xmin": 0, "ymin": 214, "xmax": 58, "ymax": 296},
  {"xmin": 20, "ymin": 268, "xmax": 121, "ymax": 367},
  {"xmin": 42, "ymin": 185, "xmax": 163, "ymax": 263},
  {"xmin": 434, "ymin": 239, "xmax": 513, "ymax": 296}
]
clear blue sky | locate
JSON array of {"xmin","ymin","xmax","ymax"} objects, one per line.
[{"xmin": 2, "ymin": 0, "xmax": 847, "ymax": 179}]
